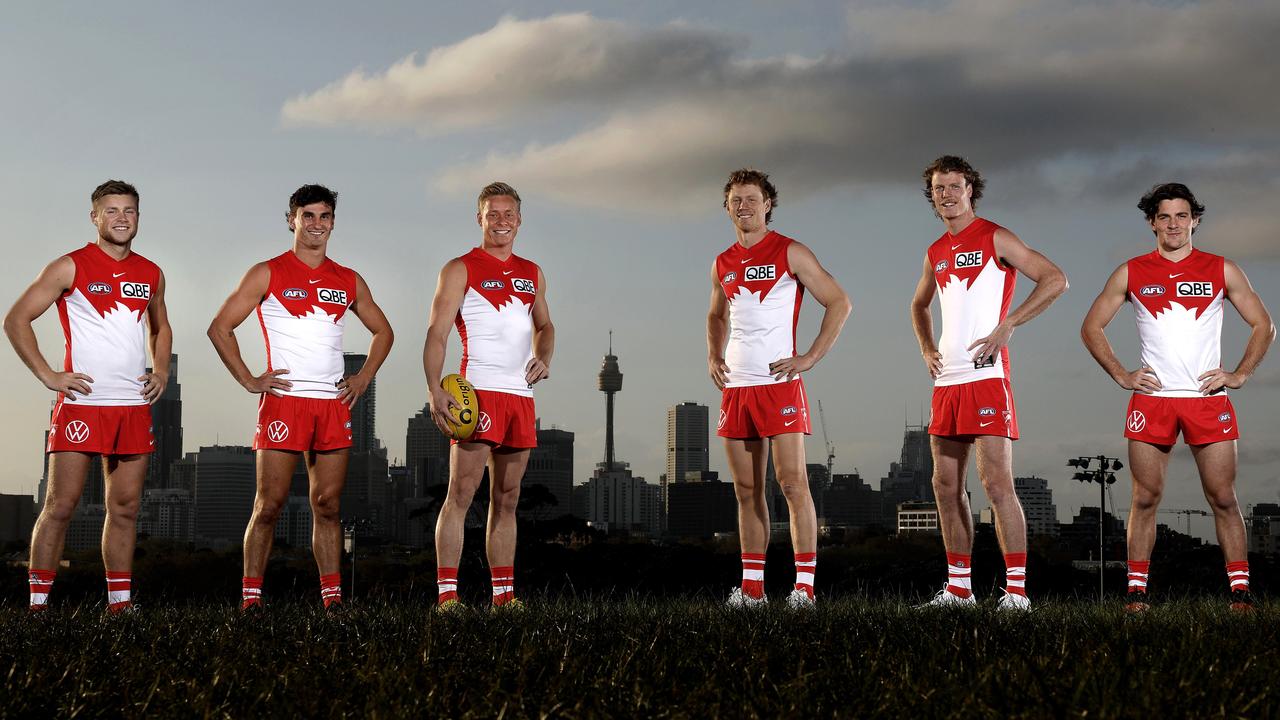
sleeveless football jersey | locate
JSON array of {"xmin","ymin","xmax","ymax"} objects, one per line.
[
  {"xmin": 455, "ymin": 247, "xmax": 538, "ymax": 397},
  {"xmin": 927, "ymin": 218, "xmax": 1017, "ymax": 386},
  {"xmin": 55, "ymin": 243, "xmax": 160, "ymax": 406},
  {"xmin": 256, "ymin": 251, "xmax": 357, "ymax": 399},
  {"xmin": 1127, "ymin": 248, "xmax": 1225, "ymax": 398},
  {"xmin": 715, "ymin": 231, "xmax": 804, "ymax": 387}
]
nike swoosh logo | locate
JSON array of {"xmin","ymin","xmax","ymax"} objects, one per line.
[
  {"xmin": 741, "ymin": 258, "xmax": 753, "ymax": 264},
  {"xmin": 113, "ymin": 272, "xmax": 126, "ymax": 278},
  {"xmin": 309, "ymin": 279, "xmax": 321, "ymax": 284},
  {"xmin": 952, "ymin": 244, "xmax": 963, "ymax": 250},
  {"xmin": 1169, "ymin": 273, "xmax": 1183, "ymax": 278},
  {"xmin": 979, "ymin": 421, "xmax": 994, "ymax": 427},
  {"xmin": 784, "ymin": 420, "xmax": 798, "ymax": 427},
  {"xmin": 1224, "ymin": 427, "xmax": 1233, "ymax": 434},
  {"xmin": 503, "ymin": 270, "xmax": 513, "ymax": 275}
]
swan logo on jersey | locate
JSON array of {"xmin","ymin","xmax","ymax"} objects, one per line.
[
  {"xmin": 120, "ymin": 282, "xmax": 150, "ymax": 300},
  {"xmin": 744, "ymin": 265, "xmax": 776, "ymax": 282},
  {"xmin": 955, "ymin": 250, "xmax": 983, "ymax": 269},
  {"xmin": 1176, "ymin": 281, "xmax": 1213, "ymax": 298},
  {"xmin": 512, "ymin": 278, "xmax": 535, "ymax": 294},
  {"xmin": 1127, "ymin": 410, "xmax": 1147, "ymax": 433},
  {"xmin": 934, "ymin": 260, "xmax": 949, "ymax": 274},
  {"xmin": 978, "ymin": 407, "xmax": 997, "ymax": 416},
  {"xmin": 281, "ymin": 288, "xmax": 309, "ymax": 300},
  {"xmin": 1219, "ymin": 412, "xmax": 1232, "ymax": 423},
  {"xmin": 722, "ymin": 271, "xmax": 737, "ymax": 285},
  {"xmin": 481, "ymin": 280, "xmax": 506, "ymax": 290},
  {"xmin": 266, "ymin": 420, "xmax": 289, "ymax": 443},
  {"xmin": 780, "ymin": 405, "xmax": 798, "ymax": 416},
  {"xmin": 87, "ymin": 282, "xmax": 112, "ymax": 295},
  {"xmin": 317, "ymin": 288, "xmax": 347, "ymax": 305},
  {"xmin": 64, "ymin": 420, "xmax": 90, "ymax": 444},
  {"xmin": 1139, "ymin": 285, "xmax": 1166, "ymax": 297}
]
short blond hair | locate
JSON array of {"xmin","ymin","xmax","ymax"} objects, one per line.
[{"xmin": 477, "ymin": 182, "xmax": 521, "ymax": 212}]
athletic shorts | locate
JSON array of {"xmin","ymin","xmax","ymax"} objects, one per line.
[
  {"xmin": 461, "ymin": 389, "xmax": 536, "ymax": 449},
  {"xmin": 1124, "ymin": 393, "xmax": 1239, "ymax": 446},
  {"xmin": 253, "ymin": 394, "xmax": 352, "ymax": 452},
  {"xmin": 46, "ymin": 399, "xmax": 153, "ymax": 455},
  {"xmin": 717, "ymin": 379, "xmax": 811, "ymax": 440},
  {"xmin": 929, "ymin": 378, "xmax": 1019, "ymax": 440}
]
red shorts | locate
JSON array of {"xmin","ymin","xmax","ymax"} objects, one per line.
[
  {"xmin": 929, "ymin": 378, "xmax": 1019, "ymax": 440},
  {"xmin": 462, "ymin": 390, "xmax": 536, "ymax": 449},
  {"xmin": 253, "ymin": 394, "xmax": 352, "ymax": 452},
  {"xmin": 46, "ymin": 399, "xmax": 153, "ymax": 455},
  {"xmin": 717, "ymin": 380, "xmax": 811, "ymax": 439},
  {"xmin": 1124, "ymin": 393, "xmax": 1239, "ymax": 446}
]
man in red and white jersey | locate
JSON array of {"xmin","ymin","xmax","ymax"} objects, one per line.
[
  {"xmin": 4, "ymin": 180, "xmax": 171, "ymax": 613},
  {"xmin": 910, "ymin": 156, "xmax": 1067, "ymax": 610},
  {"xmin": 208, "ymin": 184, "xmax": 393, "ymax": 611},
  {"xmin": 1082, "ymin": 183, "xmax": 1274, "ymax": 612},
  {"xmin": 707, "ymin": 168, "xmax": 851, "ymax": 609},
  {"xmin": 424, "ymin": 181, "xmax": 554, "ymax": 610}
]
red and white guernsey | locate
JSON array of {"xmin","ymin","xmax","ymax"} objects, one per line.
[
  {"xmin": 455, "ymin": 247, "xmax": 538, "ymax": 397},
  {"xmin": 1127, "ymin": 248, "xmax": 1225, "ymax": 398},
  {"xmin": 927, "ymin": 218, "xmax": 1017, "ymax": 386},
  {"xmin": 56, "ymin": 243, "xmax": 160, "ymax": 406},
  {"xmin": 715, "ymin": 231, "xmax": 804, "ymax": 387},
  {"xmin": 256, "ymin": 251, "xmax": 357, "ymax": 399}
]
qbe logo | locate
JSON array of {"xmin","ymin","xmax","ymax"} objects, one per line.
[
  {"xmin": 780, "ymin": 405, "xmax": 798, "ymax": 416},
  {"xmin": 317, "ymin": 288, "xmax": 347, "ymax": 305},
  {"xmin": 120, "ymin": 282, "xmax": 150, "ymax": 300},
  {"xmin": 481, "ymin": 280, "xmax": 506, "ymax": 290},
  {"xmin": 1176, "ymin": 281, "xmax": 1213, "ymax": 298},
  {"xmin": 1127, "ymin": 410, "xmax": 1147, "ymax": 433},
  {"xmin": 87, "ymin": 282, "xmax": 112, "ymax": 295},
  {"xmin": 64, "ymin": 420, "xmax": 90, "ymax": 444},
  {"xmin": 512, "ymin": 278, "xmax": 536, "ymax": 294},
  {"xmin": 722, "ymin": 271, "xmax": 737, "ymax": 285},
  {"xmin": 477, "ymin": 412, "xmax": 492, "ymax": 433},
  {"xmin": 1219, "ymin": 412, "xmax": 1232, "ymax": 423},
  {"xmin": 1139, "ymin": 285, "xmax": 1166, "ymax": 297},
  {"xmin": 266, "ymin": 420, "xmax": 289, "ymax": 443},
  {"xmin": 978, "ymin": 407, "xmax": 997, "ymax": 416},
  {"xmin": 281, "ymin": 288, "xmax": 309, "ymax": 300},
  {"xmin": 744, "ymin": 265, "xmax": 776, "ymax": 281},
  {"xmin": 934, "ymin": 260, "xmax": 949, "ymax": 274},
  {"xmin": 955, "ymin": 251, "xmax": 983, "ymax": 269}
]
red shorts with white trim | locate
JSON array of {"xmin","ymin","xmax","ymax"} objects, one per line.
[
  {"xmin": 461, "ymin": 390, "xmax": 536, "ymax": 449},
  {"xmin": 929, "ymin": 378, "xmax": 1019, "ymax": 440},
  {"xmin": 717, "ymin": 379, "xmax": 811, "ymax": 439},
  {"xmin": 1124, "ymin": 393, "xmax": 1239, "ymax": 446},
  {"xmin": 46, "ymin": 399, "xmax": 153, "ymax": 455},
  {"xmin": 253, "ymin": 394, "xmax": 352, "ymax": 452}
]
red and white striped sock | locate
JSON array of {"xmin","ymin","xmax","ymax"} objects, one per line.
[
  {"xmin": 1127, "ymin": 560, "xmax": 1150, "ymax": 594},
  {"xmin": 241, "ymin": 576, "xmax": 263, "ymax": 609},
  {"xmin": 945, "ymin": 552, "xmax": 973, "ymax": 599},
  {"xmin": 1226, "ymin": 561, "xmax": 1250, "ymax": 592},
  {"xmin": 1004, "ymin": 552, "xmax": 1027, "ymax": 597},
  {"xmin": 437, "ymin": 567, "xmax": 458, "ymax": 605},
  {"xmin": 106, "ymin": 571, "xmax": 132, "ymax": 612},
  {"xmin": 29, "ymin": 569, "xmax": 55, "ymax": 609},
  {"xmin": 319, "ymin": 573, "xmax": 342, "ymax": 608},
  {"xmin": 741, "ymin": 553, "xmax": 766, "ymax": 599},
  {"xmin": 794, "ymin": 552, "xmax": 816, "ymax": 599},
  {"xmin": 491, "ymin": 566, "xmax": 515, "ymax": 606}
]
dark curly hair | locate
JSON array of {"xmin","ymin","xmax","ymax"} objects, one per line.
[
  {"xmin": 1138, "ymin": 183, "xmax": 1204, "ymax": 223},
  {"xmin": 921, "ymin": 155, "xmax": 985, "ymax": 209}
]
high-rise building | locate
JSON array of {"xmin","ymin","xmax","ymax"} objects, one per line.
[
  {"xmin": 664, "ymin": 402, "xmax": 708, "ymax": 530},
  {"xmin": 138, "ymin": 488, "xmax": 194, "ymax": 542},
  {"xmin": 406, "ymin": 404, "xmax": 450, "ymax": 492},
  {"xmin": 0, "ymin": 494, "xmax": 36, "ymax": 544},
  {"xmin": 344, "ymin": 353, "xmax": 377, "ymax": 453},
  {"xmin": 597, "ymin": 333, "xmax": 623, "ymax": 471},
  {"xmin": 1014, "ymin": 476, "xmax": 1058, "ymax": 537},
  {"xmin": 822, "ymin": 473, "xmax": 883, "ymax": 529},
  {"xmin": 897, "ymin": 501, "xmax": 940, "ymax": 534},
  {"xmin": 146, "ymin": 353, "xmax": 182, "ymax": 490},
  {"xmin": 584, "ymin": 462, "xmax": 661, "ymax": 537},
  {"xmin": 667, "ymin": 476, "xmax": 736, "ymax": 539},
  {"xmin": 879, "ymin": 422, "xmax": 936, "ymax": 528},
  {"xmin": 1248, "ymin": 504, "xmax": 1280, "ymax": 555},
  {"xmin": 525, "ymin": 421, "xmax": 574, "ymax": 517},
  {"xmin": 186, "ymin": 445, "xmax": 256, "ymax": 547}
]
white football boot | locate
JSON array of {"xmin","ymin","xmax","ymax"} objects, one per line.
[
  {"xmin": 785, "ymin": 589, "xmax": 816, "ymax": 609},
  {"xmin": 725, "ymin": 587, "xmax": 768, "ymax": 608},
  {"xmin": 996, "ymin": 589, "xmax": 1031, "ymax": 612},
  {"xmin": 915, "ymin": 584, "xmax": 977, "ymax": 608}
]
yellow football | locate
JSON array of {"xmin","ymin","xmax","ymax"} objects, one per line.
[{"xmin": 440, "ymin": 374, "xmax": 479, "ymax": 440}]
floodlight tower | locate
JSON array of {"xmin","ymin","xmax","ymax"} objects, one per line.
[
  {"xmin": 598, "ymin": 331, "xmax": 624, "ymax": 471},
  {"xmin": 1067, "ymin": 454, "xmax": 1124, "ymax": 602}
]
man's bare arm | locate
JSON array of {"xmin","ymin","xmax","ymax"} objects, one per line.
[
  {"xmin": 769, "ymin": 241, "xmax": 851, "ymax": 381},
  {"xmin": 525, "ymin": 266, "xmax": 555, "ymax": 385},
  {"xmin": 706, "ymin": 260, "xmax": 730, "ymax": 390},
  {"xmin": 968, "ymin": 228, "xmax": 1069, "ymax": 364},
  {"xmin": 141, "ymin": 269, "xmax": 174, "ymax": 403},
  {"xmin": 339, "ymin": 272, "xmax": 395, "ymax": 407},
  {"xmin": 1198, "ymin": 260, "xmax": 1276, "ymax": 394},
  {"xmin": 423, "ymin": 259, "xmax": 468, "ymax": 434},
  {"xmin": 206, "ymin": 263, "xmax": 292, "ymax": 396},
  {"xmin": 1081, "ymin": 263, "xmax": 1161, "ymax": 393},
  {"xmin": 2, "ymin": 256, "xmax": 92, "ymax": 399},
  {"xmin": 909, "ymin": 253, "xmax": 942, "ymax": 379}
]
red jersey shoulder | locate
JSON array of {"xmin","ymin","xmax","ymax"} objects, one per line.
[
  {"xmin": 461, "ymin": 250, "xmax": 539, "ymax": 309},
  {"xmin": 1128, "ymin": 249, "xmax": 1223, "ymax": 318},
  {"xmin": 717, "ymin": 232, "xmax": 794, "ymax": 295},
  {"xmin": 66, "ymin": 244, "xmax": 159, "ymax": 316}
]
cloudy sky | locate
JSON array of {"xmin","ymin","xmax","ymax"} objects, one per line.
[{"xmin": 2, "ymin": 1, "xmax": 1277, "ymax": 542}]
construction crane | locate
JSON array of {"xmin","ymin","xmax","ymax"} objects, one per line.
[
  {"xmin": 1160, "ymin": 508, "xmax": 1210, "ymax": 535},
  {"xmin": 817, "ymin": 400, "xmax": 835, "ymax": 477}
]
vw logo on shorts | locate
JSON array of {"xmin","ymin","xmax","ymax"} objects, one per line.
[
  {"xmin": 266, "ymin": 420, "xmax": 290, "ymax": 443},
  {"xmin": 1127, "ymin": 410, "xmax": 1147, "ymax": 433},
  {"xmin": 64, "ymin": 420, "xmax": 90, "ymax": 444},
  {"xmin": 477, "ymin": 412, "xmax": 492, "ymax": 433}
]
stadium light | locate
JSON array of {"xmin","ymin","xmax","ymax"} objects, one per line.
[{"xmin": 1066, "ymin": 454, "xmax": 1124, "ymax": 602}]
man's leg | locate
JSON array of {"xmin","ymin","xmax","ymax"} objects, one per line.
[
  {"xmin": 975, "ymin": 436, "xmax": 1029, "ymax": 602},
  {"xmin": 726, "ymin": 437, "xmax": 769, "ymax": 600},
  {"xmin": 28, "ymin": 452, "xmax": 93, "ymax": 609},
  {"xmin": 434, "ymin": 441, "xmax": 491, "ymax": 605},
  {"xmin": 930, "ymin": 436, "xmax": 974, "ymax": 601},
  {"xmin": 486, "ymin": 446, "xmax": 530, "ymax": 606},
  {"xmin": 1126, "ymin": 439, "xmax": 1170, "ymax": 600},
  {"xmin": 102, "ymin": 453, "xmax": 147, "ymax": 611},
  {"xmin": 241, "ymin": 449, "xmax": 299, "ymax": 607},
  {"xmin": 306, "ymin": 448, "xmax": 349, "ymax": 607},
  {"xmin": 770, "ymin": 432, "xmax": 817, "ymax": 601},
  {"xmin": 1190, "ymin": 440, "xmax": 1250, "ymax": 597}
]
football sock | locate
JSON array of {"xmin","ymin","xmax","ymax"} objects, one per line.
[
  {"xmin": 1004, "ymin": 552, "xmax": 1027, "ymax": 597},
  {"xmin": 741, "ymin": 553, "xmax": 766, "ymax": 599},
  {"xmin": 1127, "ymin": 560, "xmax": 1150, "ymax": 594},
  {"xmin": 1226, "ymin": 560, "xmax": 1250, "ymax": 593},
  {"xmin": 320, "ymin": 573, "xmax": 342, "ymax": 608},
  {"xmin": 945, "ymin": 552, "xmax": 973, "ymax": 598},
  {"xmin": 436, "ymin": 567, "xmax": 458, "ymax": 605},
  {"xmin": 241, "ymin": 576, "xmax": 263, "ymax": 609},
  {"xmin": 491, "ymin": 566, "xmax": 515, "ymax": 606},
  {"xmin": 106, "ymin": 571, "xmax": 132, "ymax": 611},
  {"xmin": 29, "ymin": 569, "xmax": 55, "ymax": 609},
  {"xmin": 794, "ymin": 552, "xmax": 816, "ymax": 599}
]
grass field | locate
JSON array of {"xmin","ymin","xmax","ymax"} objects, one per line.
[{"xmin": 3, "ymin": 597, "xmax": 1278, "ymax": 718}]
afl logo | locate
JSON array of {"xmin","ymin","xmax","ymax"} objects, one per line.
[
  {"xmin": 1127, "ymin": 410, "xmax": 1147, "ymax": 433},
  {"xmin": 87, "ymin": 282, "xmax": 112, "ymax": 295},
  {"xmin": 780, "ymin": 405, "xmax": 798, "ymax": 416},
  {"xmin": 722, "ymin": 272, "xmax": 737, "ymax": 284},
  {"xmin": 477, "ymin": 412, "xmax": 492, "ymax": 433},
  {"xmin": 281, "ymin": 288, "xmax": 309, "ymax": 300},
  {"xmin": 934, "ymin": 260, "xmax": 949, "ymax": 274},
  {"xmin": 481, "ymin": 280, "xmax": 505, "ymax": 290},
  {"xmin": 266, "ymin": 420, "xmax": 289, "ymax": 443},
  {"xmin": 1139, "ymin": 285, "xmax": 1166, "ymax": 297},
  {"xmin": 1219, "ymin": 412, "xmax": 1232, "ymax": 423},
  {"xmin": 978, "ymin": 407, "xmax": 997, "ymax": 416},
  {"xmin": 64, "ymin": 420, "xmax": 90, "ymax": 444}
]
